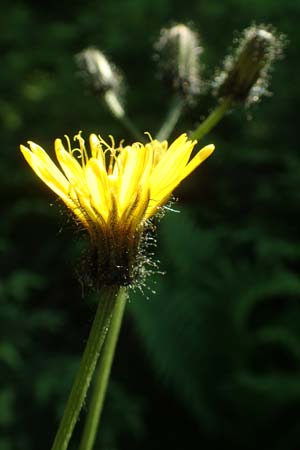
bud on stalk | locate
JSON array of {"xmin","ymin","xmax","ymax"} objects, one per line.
[
  {"xmin": 155, "ymin": 24, "xmax": 203, "ymax": 102},
  {"xmin": 214, "ymin": 25, "xmax": 283, "ymax": 105},
  {"xmin": 75, "ymin": 48, "xmax": 124, "ymax": 117}
]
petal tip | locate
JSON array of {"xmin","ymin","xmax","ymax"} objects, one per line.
[
  {"xmin": 54, "ymin": 138, "xmax": 65, "ymax": 154},
  {"xmin": 201, "ymin": 144, "xmax": 215, "ymax": 156},
  {"xmin": 20, "ymin": 144, "xmax": 28, "ymax": 153}
]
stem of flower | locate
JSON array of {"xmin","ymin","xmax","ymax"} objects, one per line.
[
  {"xmin": 190, "ymin": 98, "xmax": 232, "ymax": 141},
  {"xmin": 120, "ymin": 115, "xmax": 146, "ymax": 142},
  {"xmin": 104, "ymin": 90, "xmax": 145, "ymax": 142},
  {"xmin": 156, "ymin": 94, "xmax": 185, "ymax": 141},
  {"xmin": 50, "ymin": 286, "xmax": 118, "ymax": 450},
  {"xmin": 79, "ymin": 287, "xmax": 128, "ymax": 450}
]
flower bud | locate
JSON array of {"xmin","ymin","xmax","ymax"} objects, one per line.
[
  {"xmin": 214, "ymin": 25, "xmax": 283, "ymax": 104},
  {"xmin": 75, "ymin": 48, "xmax": 125, "ymax": 118},
  {"xmin": 76, "ymin": 48, "xmax": 120, "ymax": 94},
  {"xmin": 155, "ymin": 24, "xmax": 202, "ymax": 102}
]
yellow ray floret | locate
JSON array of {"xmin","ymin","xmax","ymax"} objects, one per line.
[{"xmin": 20, "ymin": 132, "xmax": 214, "ymax": 230}]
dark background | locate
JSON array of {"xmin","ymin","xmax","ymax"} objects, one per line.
[{"xmin": 1, "ymin": 0, "xmax": 299, "ymax": 449}]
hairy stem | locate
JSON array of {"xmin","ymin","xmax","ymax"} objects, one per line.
[
  {"xmin": 156, "ymin": 95, "xmax": 185, "ymax": 141},
  {"xmin": 190, "ymin": 98, "xmax": 232, "ymax": 141},
  {"xmin": 50, "ymin": 286, "xmax": 118, "ymax": 450},
  {"xmin": 79, "ymin": 288, "xmax": 128, "ymax": 450}
]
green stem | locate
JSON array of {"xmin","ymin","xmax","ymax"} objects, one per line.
[
  {"xmin": 119, "ymin": 115, "xmax": 146, "ymax": 142},
  {"xmin": 190, "ymin": 98, "xmax": 232, "ymax": 141},
  {"xmin": 104, "ymin": 90, "xmax": 145, "ymax": 142},
  {"xmin": 156, "ymin": 95, "xmax": 185, "ymax": 141},
  {"xmin": 50, "ymin": 286, "xmax": 119, "ymax": 450},
  {"xmin": 79, "ymin": 287, "xmax": 128, "ymax": 450}
]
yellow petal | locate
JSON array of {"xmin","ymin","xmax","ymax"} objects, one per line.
[
  {"xmin": 180, "ymin": 144, "xmax": 215, "ymax": 181},
  {"xmin": 21, "ymin": 132, "xmax": 215, "ymax": 232},
  {"xmin": 117, "ymin": 145, "xmax": 149, "ymax": 214},
  {"xmin": 146, "ymin": 144, "xmax": 215, "ymax": 219},
  {"xmin": 55, "ymin": 139, "xmax": 89, "ymax": 195},
  {"xmin": 85, "ymin": 158, "xmax": 111, "ymax": 221},
  {"xmin": 20, "ymin": 145, "xmax": 69, "ymax": 199},
  {"xmin": 150, "ymin": 137, "xmax": 196, "ymax": 189},
  {"xmin": 89, "ymin": 134, "xmax": 106, "ymax": 167}
]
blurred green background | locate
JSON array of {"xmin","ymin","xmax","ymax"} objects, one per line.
[{"xmin": 1, "ymin": 0, "xmax": 299, "ymax": 449}]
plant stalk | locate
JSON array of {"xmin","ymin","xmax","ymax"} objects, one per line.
[
  {"xmin": 156, "ymin": 95, "xmax": 185, "ymax": 141},
  {"xmin": 104, "ymin": 90, "xmax": 145, "ymax": 142},
  {"xmin": 79, "ymin": 287, "xmax": 128, "ymax": 450},
  {"xmin": 120, "ymin": 115, "xmax": 146, "ymax": 142},
  {"xmin": 190, "ymin": 98, "xmax": 232, "ymax": 141},
  {"xmin": 50, "ymin": 286, "xmax": 119, "ymax": 450}
]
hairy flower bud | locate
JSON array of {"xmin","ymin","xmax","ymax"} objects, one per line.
[
  {"xmin": 155, "ymin": 24, "xmax": 202, "ymax": 102},
  {"xmin": 75, "ymin": 48, "xmax": 125, "ymax": 118},
  {"xmin": 214, "ymin": 25, "xmax": 283, "ymax": 105},
  {"xmin": 76, "ymin": 48, "xmax": 120, "ymax": 94}
]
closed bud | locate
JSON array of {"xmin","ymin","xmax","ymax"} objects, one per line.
[
  {"xmin": 155, "ymin": 24, "xmax": 202, "ymax": 102},
  {"xmin": 214, "ymin": 25, "xmax": 283, "ymax": 105},
  {"xmin": 75, "ymin": 48, "xmax": 125, "ymax": 118}
]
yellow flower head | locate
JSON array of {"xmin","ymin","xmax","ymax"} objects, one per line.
[{"xmin": 20, "ymin": 132, "xmax": 214, "ymax": 287}]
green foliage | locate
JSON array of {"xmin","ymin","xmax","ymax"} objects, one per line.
[
  {"xmin": 95, "ymin": 381, "xmax": 146, "ymax": 449},
  {"xmin": 0, "ymin": 0, "xmax": 299, "ymax": 448},
  {"xmin": 130, "ymin": 209, "xmax": 300, "ymax": 447}
]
